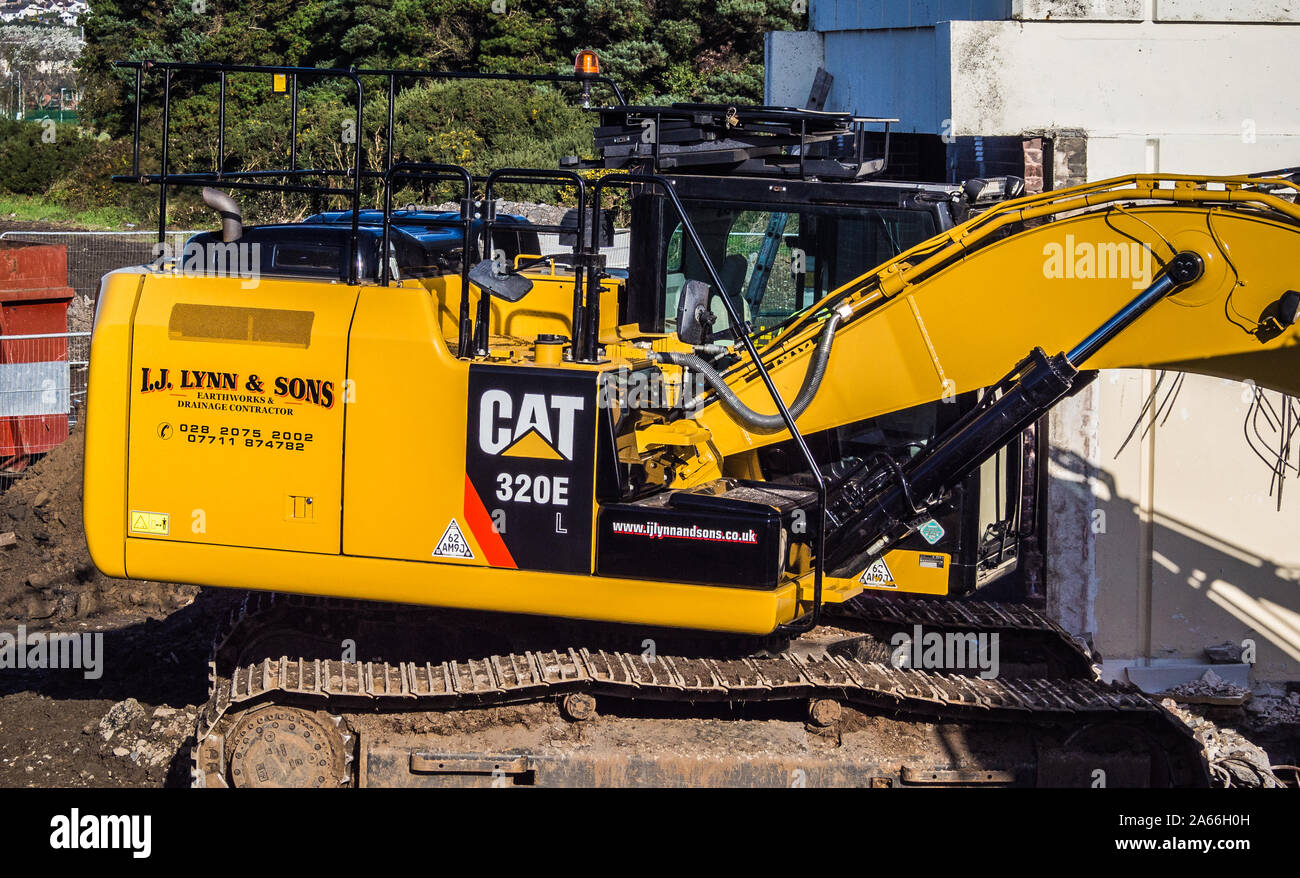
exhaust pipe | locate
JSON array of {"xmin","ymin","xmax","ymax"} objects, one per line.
[{"xmin": 201, "ymin": 187, "xmax": 243, "ymax": 243}]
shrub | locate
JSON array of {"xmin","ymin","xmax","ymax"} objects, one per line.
[
  {"xmin": 0, "ymin": 119, "xmax": 95, "ymax": 195},
  {"xmin": 48, "ymin": 137, "xmax": 156, "ymax": 220}
]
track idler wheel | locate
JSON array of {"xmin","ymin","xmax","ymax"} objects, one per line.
[
  {"xmin": 226, "ymin": 705, "xmax": 351, "ymax": 788},
  {"xmin": 807, "ymin": 699, "xmax": 842, "ymax": 728},
  {"xmin": 560, "ymin": 692, "xmax": 598, "ymax": 722}
]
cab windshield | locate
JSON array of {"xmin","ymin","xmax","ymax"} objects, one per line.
[{"xmin": 663, "ymin": 202, "xmax": 938, "ymax": 338}]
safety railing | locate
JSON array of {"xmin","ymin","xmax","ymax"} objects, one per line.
[{"xmin": 112, "ymin": 60, "xmax": 626, "ymax": 285}]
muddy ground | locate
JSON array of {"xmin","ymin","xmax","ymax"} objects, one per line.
[
  {"xmin": 0, "ymin": 218, "xmax": 221, "ymax": 787},
  {"xmin": 0, "ymin": 597, "xmax": 230, "ymax": 788},
  {"xmin": 0, "ymin": 424, "xmax": 237, "ymax": 788}
]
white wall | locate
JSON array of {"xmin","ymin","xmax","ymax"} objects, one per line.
[
  {"xmin": 780, "ymin": 8, "xmax": 1300, "ymax": 169},
  {"xmin": 1087, "ymin": 136, "xmax": 1299, "ymax": 179},
  {"xmin": 1054, "ymin": 372, "xmax": 1300, "ymax": 681},
  {"xmin": 808, "ymin": 0, "xmax": 1300, "ymax": 29},
  {"xmin": 944, "ymin": 19, "xmax": 1300, "ymax": 142}
]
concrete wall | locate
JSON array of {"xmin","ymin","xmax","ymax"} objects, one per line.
[
  {"xmin": 778, "ymin": 15, "xmax": 1300, "ymax": 166},
  {"xmin": 943, "ymin": 18, "xmax": 1300, "ymax": 176},
  {"xmin": 1052, "ymin": 372, "xmax": 1300, "ymax": 681},
  {"xmin": 809, "ymin": 0, "xmax": 1300, "ymax": 29},
  {"xmin": 765, "ymin": 31, "xmax": 825, "ymax": 108}
]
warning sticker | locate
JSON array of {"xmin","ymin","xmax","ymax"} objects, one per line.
[
  {"xmin": 859, "ymin": 556, "xmax": 897, "ymax": 588},
  {"xmin": 129, "ymin": 511, "xmax": 169, "ymax": 536},
  {"xmin": 918, "ymin": 519, "xmax": 945, "ymax": 545},
  {"xmin": 433, "ymin": 519, "xmax": 475, "ymax": 559}
]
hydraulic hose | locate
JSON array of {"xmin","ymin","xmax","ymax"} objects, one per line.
[{"xmin": 654, "ymin": 305, "xmax": 849, "ymax": 433}]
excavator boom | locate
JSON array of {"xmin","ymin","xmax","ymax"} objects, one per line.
[{"xmin": 695, "ymin": 174, "xmax": 1300, "ymax": 462}]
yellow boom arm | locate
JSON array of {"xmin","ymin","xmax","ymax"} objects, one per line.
[{"xmin": 697, "ymin": 174, "xmax": 1300, "ymax": 456}]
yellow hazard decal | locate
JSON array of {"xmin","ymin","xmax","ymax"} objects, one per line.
[{"xmin": 129, "ymin": 510, "xmax": 170, "ymax": 536}]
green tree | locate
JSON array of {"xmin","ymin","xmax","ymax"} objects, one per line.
[
  {"xmin": 57, "ymin": 0, "xmax": 807, "ymax": 218},
  {"xmin": 78, "ymin": 0, "xmax": 807, "ymax": 127},
  {"xmin": 0, "ymin": 119, "xmax": 94, "ymax": 194}
]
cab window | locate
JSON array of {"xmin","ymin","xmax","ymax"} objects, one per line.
[{"xmin": 663, "ymin": 203, "xmax": 937, "ymax": 338}]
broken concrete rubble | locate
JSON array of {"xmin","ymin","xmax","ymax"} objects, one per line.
[{"xmin": 1162, "ymin": 698, "xmax": 1285, "ymax": 788}]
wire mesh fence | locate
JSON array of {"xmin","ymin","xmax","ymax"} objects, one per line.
[
  {"xmin": 0, "ymin": 230, "xmax": 200, "ymax": 304},
  {"xmin": 0, "ymin": 228, "xmax": 633, "ymax": 297},
  {"xmin": 537, "ymin": 230, "xmax": 631, "ymax": 268},
  {"xmin": 0, "ymin": 230, "xmax": 162, "ymax": 482}
]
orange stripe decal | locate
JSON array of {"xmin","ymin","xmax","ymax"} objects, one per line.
[{"xmin": 464, "ymin": 474, "xmax": 517, "ymax": 569}]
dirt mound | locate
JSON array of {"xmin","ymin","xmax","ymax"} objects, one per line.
[
  {"xmin": 1161, "ymin": 668, "xmax": 1251, "ymax": 700},
  {"xmin": 0, "ymin": 425, "xmax": 198, "ymax": 624}
]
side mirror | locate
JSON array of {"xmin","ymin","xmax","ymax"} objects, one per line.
[
  {"xmin": 1280, "ymin": 290, "xmax": 1300, "ymax": 327},
  {"xmin": 468, "ymin": 258, "xmax": 533, "ymax": 303},
  {"xmin": 1256, "ymin": 289, "xmax": 1300, "ymax": 342},
  {"xmin": 675, "ymin": 279, "xmax": 714, "ymax": 346}
]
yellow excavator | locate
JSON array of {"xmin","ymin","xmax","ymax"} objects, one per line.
[{"xmin": 84, "ymin": 59, "xmax": 1300, "ymax": 787}]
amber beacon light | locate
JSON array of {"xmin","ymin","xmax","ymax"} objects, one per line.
[
  {"xmin": 574, "ymin": 51, "xmax": 600, "ymax": 107},
  {"xmin": 574, "ymin": 50, "xmax": 600, "ymax": 77}
]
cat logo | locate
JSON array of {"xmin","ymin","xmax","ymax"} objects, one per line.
[
  {"xmin": 477, "ymin": 389, "xmax": 585, "ymax": 461},
  {"xmin": 465, "ymin": 365, "xmax": 597, "ymax": 575}
]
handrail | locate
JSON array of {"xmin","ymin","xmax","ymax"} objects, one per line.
[
  {"xmin": 379, "ymin": 162, "xmax": 475, "ymax": 356},
  {"xmin": 111, "ymin": 60, "xmax": 367, "ymax": 283},
  {"xmin": 111, "ymin": 60, "xmax": 630, "ymax": 289},
  {"xmin": 483, "ymin": 168, "xmax": 588, "ymax": 358}
]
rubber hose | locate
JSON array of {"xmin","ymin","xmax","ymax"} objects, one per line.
[{"xmin": 655, "ymin": 310, "xmax": 844, "ymax": 433}]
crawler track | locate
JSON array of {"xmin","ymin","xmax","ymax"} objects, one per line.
[
  {"xmin": 192, "ymin": 593, "xmax": 1208, "ymax": 788},
  {"xmin": 828, "ymin": 593, "xmax": 1098, "ymax": 678}
]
